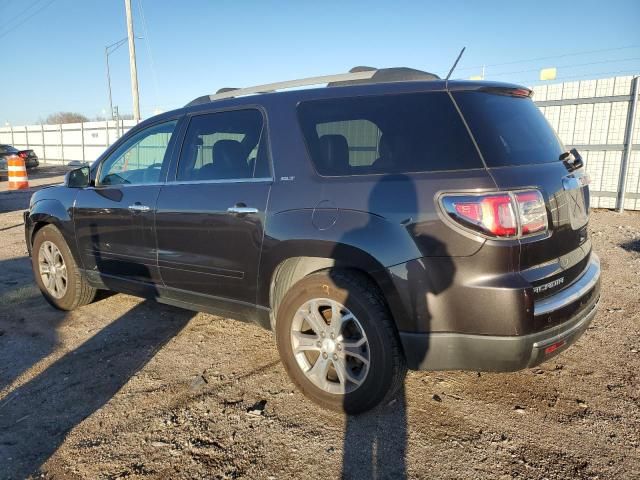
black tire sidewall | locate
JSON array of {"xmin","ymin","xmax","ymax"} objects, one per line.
[
  {"xmin": 275, "ymin": 271, "xmax": 398, "ymax": 414},
  {"xmin": 32, "ymin": 225, "xmax": 81, "ymax": 310}
]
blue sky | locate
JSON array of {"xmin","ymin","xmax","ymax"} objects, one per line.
[{"xmin": 1, "ymin": 0, "xmax": 639, "ymax": 125}]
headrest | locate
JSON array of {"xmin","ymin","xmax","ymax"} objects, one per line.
[
  {"xmin": 212, "ymin": 140, "xmax": 244, "ymax": 168},
  {"xmin": 318, "ymin": 134, "xmax": 349, "ymax": 174}
]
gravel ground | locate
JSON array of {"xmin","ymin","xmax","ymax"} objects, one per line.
[{"xmin": 0, "ymin": 177, "xmax": 638, "ymax": 479}]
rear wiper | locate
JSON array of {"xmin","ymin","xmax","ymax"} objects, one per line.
[{"xmin": 560, "ymin": 148, "xmax": 583, "ymax": 172}]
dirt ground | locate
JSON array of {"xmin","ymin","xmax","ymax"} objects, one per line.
[{"xmin": 0, "ymin": 169, "xmax": 638, "ymax": 479}]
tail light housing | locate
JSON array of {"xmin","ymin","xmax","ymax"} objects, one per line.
[
  {"xmin": 18, "ymin": 151, "xmax": 28, "ymax": 159},
  {"xmin": 440, "ymin": 189, "xmax": 548, "ymax": 239}
]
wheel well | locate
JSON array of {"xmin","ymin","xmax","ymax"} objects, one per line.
[
  {"xmin": 268, "ymin": 257, "xmax": 386, "ymax": 330},
  {"xmin": 30, "ymin": 221, "xmax": 49, "ymax": 246}
]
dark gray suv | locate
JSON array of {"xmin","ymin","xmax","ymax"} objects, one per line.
[{"xmin": 24, "ymin": 68, "xmax": 600, "ymax": 413}]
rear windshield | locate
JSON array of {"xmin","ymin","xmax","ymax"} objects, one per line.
[
  {"xmin": 453, "ymin": 91, "xmax": 564, "ymax": 167},
  {"xmin": 297, "ymin": 92, "xmax": 483, "ymax": 176}
]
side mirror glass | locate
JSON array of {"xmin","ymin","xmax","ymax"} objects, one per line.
[{"xmin": 65, "ymin": 166, "xmax": 90, "ymax": 188}]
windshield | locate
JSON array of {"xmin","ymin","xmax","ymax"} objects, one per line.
[{"xmin": 453, "ymin": 91, "xmax": 564, "ymax": 167}]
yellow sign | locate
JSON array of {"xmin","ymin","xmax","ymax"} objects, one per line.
[{"xmin": 540, "ymin": 67, "xmax": 557, "ymax": 81}]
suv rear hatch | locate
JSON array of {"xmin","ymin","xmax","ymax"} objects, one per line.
[{"xmin": 452, "ymin": 87, "xmax": 593, "ymax": 306}]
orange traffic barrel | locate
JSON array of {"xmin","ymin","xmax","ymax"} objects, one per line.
[{"xmin": 7, "ymin": 155, "xmax": 29, "ymax": 190}]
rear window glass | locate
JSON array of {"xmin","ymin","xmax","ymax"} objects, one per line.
[
  {"xmin": 453, "ymin": 91, "xmax": 564, "ymax": 167},
  {"xmin": 297, "ymin": 92, "xmax": 482, "ymax": 176}
]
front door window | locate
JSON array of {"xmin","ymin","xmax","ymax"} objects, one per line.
[{"xmin": 98, "ymin": 120, "xmax": 178, "ymax": 186}]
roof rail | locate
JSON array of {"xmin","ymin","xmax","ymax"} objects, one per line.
[
  {"xmin": 186, "ymin": 70, "xmax": 377, "ymax": 107},
  {"xmin": 185, "ymin": 67, "xmax": 441, "ymax": 107}
]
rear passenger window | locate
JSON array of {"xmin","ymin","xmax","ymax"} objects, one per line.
[
  {"xmin": 297, "ymin": 92, "xmax": 482, "ymax": 175},
  {"xmin": 176, "ymin": 109, "xmax": 269, "ymax": 181}
]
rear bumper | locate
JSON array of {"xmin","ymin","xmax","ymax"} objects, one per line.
[{"xmin": 400, "ymin": 254, "xmax": 601, "ymax": 371}]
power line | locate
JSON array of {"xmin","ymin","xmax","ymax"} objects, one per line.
[
  {"xmin": 2, "ymin": 0, "xmax": 46, "ymax": 22},
  {"xmin": 0, "ymin": 0, "xmax": 48, "ymax": 31},
  {"xmin": 136, "ymin": 0, "xmax": 161, "ymax": 106},
  {"xmin": 453, "ymin": 45, "xmax": 640, "ymax": 72},
  {"xmin": 0, "ymin": 0, "xmax": 57, "ymax": 40},
  {"xmin": 481, "ymin": 56, "xmax": 640, "ymax": 78},
  {"xmin": 510, "ymin": 69, "xmax": 640, "ymax": 86}
]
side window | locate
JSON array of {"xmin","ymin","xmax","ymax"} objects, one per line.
[
  {"xmin": 98, "ymin": 120, "xmax": 177, "ymax": 186},
  {"xmin": 316, "ymin": 119, "xmax": 380, "ymax": 167},
  {"xmin": 297, "ymin": 92, "xmax": 483, "ymax": 176},
  {"xmin": 176, "ymin": 109, "xmax": 267, "ymax": 182}
]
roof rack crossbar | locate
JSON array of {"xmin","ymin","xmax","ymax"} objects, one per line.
[{"xmin": 189, "ymin": 70, "xmax": 377, "ymax": 105}]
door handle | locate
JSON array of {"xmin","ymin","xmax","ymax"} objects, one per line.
[
  {"xmin": 128, "ymin": 204, "xmax": 150, "ymax": 212},
  {"xmin": 227, "ymin": 206, "xmax": 258, "ymax": 215}
]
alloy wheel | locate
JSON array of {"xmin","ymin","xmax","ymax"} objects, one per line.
[
  {"xmin": 290, "ymin": 298, "xmax": 370, "ymax": 395},
  {"xmin": 38, "ymin": 240, "xmax": 68, "ymax": 299}
]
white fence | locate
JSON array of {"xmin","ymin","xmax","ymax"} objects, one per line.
[
  {"xmin": 532, "ymin": 75, "xmax": 639, "ymax": 211},
  {"xmin": 1, "ymin": 74, "xmax": 639, "ymax": 210},
  {"xmin": 0, "ymin": 120, "xmax": 138, "ymax": 165}
]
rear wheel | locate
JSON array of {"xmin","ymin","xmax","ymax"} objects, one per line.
[
  {"xmin": 275, "ymin": 270, "xmax": 406, "ymax": 414},
  {"xmin": 32, "ymin": 224, "xmax": 96, "ymax": 310}
]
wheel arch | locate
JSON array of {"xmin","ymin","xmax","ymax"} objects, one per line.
[
  {"xmin": 260, "ymin": 241, "xmax": 409, "ymax": 331},
  {"xmin": 27, "ymin": 199, "xmax": 80, "ymax": 265}
]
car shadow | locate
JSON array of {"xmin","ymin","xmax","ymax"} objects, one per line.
[
  {"xmin": 620, "ymin": 237, "xmax": 640, "ymax": 253},
  {"xmin": 0, "ymin": 256, "xmax": 65, "ymax": 392},
  {"xmin": 0, "ymin": 299, "xmax": 194, "ymax": 478},
  {"xmin": 334, "ymin": 174, "xmax": 456, "ymax": 479}
]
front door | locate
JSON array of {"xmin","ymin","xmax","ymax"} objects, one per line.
[
  {"xmin": 74, "ymin": 119, "xmax": 179, "ymax": 285},
  {"xmin": 155, "ymin": 109, "xmax": 271, "ymax": 308}
]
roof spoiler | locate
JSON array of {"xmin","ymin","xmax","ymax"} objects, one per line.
[{"xmin": 186, "ymin": 66, "xmax": 440, "ymax": 107}]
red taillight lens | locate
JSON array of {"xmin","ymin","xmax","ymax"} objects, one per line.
[
  {"xmin": 441, "ymin": 189, "xmax": 548, "ymax": 239},
  {"xmin": 448, "ymin": 194, "xmax": 516, "ymax": 237},
  {"xmin": 18, "ymin": 151, "xmax": 27, "ymax": 159}
]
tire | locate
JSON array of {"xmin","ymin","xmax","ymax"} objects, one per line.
[
  {"xmin": 275, "ymin": 270, "xmax": 406, "ymax": 414},
  {"xmin": 31, "ymin": 224, "xmax": 96, "ymax": 311}
]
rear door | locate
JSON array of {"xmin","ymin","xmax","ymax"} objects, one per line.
[
  {"xmin": 453, "ymin": 89, "xmax": 592, "ymax": 298},
  {"xmin": 74, "ymin": 119, "xmax": 179, "ymax": 285},
  {"xmin": 155, "ymin": 108, "xmax": 271, "ymax": 308}
]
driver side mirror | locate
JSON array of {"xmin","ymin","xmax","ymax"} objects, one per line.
[{"xmin": 64, "ymin": 166, "xmax": 91, "ymax": 188}]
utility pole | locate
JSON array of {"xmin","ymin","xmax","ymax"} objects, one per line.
[{"xmin": 124, "ymin": 0, "xmax": 141, "ymax": 121}]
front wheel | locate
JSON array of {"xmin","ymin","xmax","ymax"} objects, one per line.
[
  {"xmin": 31, "ymin": 224, "xmax": 96, "ymax": 311},
  {"xmin": 275, "ymin": 270, "xmax": 406, "ymax": 414}
]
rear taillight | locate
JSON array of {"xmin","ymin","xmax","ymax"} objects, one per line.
[
  {"xmin": 514, "ymin": 191, "xmax": 547, "ymax": 235},
  {"xmin": 440, "ymin": 190, "xmax": 548, "ymax": 239},
  {"xmin": 18, "ymin": 151, "xmax": 28, "ymax": 159}
]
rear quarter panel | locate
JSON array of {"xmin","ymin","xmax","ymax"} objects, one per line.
[{"xmin": 257, "ymin": 98, "xmax": 500, "ymax": 331}]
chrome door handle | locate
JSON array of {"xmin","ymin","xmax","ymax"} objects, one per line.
[
  {"xmin": 128, "ymin": 204, "xmax": 150, "ymax": 211},
  {"xmin": 227, "ymin": 206, "xmax": 258, "ymax": 215}
]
